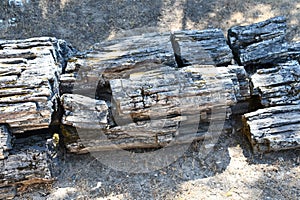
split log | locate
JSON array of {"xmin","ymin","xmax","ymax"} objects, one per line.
[
  {"xmin": 0, "ymin": 134, "xmax": 56, "ymax": 199},
  {"xmin": 171, "ymin": 29, "xmax": 233, "ymax": 66},
  {"xmin": 228, "ymin": 16, "xmax": 299, "ymax": 65},
  {"xmin": 0, "ymin": 37, "xmax": 63, "ymax": 134},
  {"xmin": 250, "ymin": 60, "xmax": 300, "ymax": 106},
  {"xmin": 243, "ymin": 105, "xmax": 300, "ymax": 153}
]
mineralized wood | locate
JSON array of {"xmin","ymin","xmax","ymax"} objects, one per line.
[
  {"xmin": 250, "ymin": 60, "xmax": 300, "ymax": 106},
  {"xmin": 0, "ymin": 37, "xmax": 62, "ymax": 134},
  {"xmin": 60, "ymin": 65, "xmax": 249, "ymax": 153},
  {"xmin": 0, "ymin": 125, "xmax": 13, "ymax": 160},
  {"xmin": 61, "ymin": 94, "xmax": 109, "ymax": 130},
  {"xmin": 243, "ymin": 105, "xmax": 300, "ymax": 153},
  {"xmin": 60, "ymin": 32, "xmax": 177, "ymax": 97},
  {"xmin": 228, "ymin": 16, "xmax": 296, "ymax": 65},
  {"xmin": 171, "ymin": 29, "xmax": 233, "ymax": 66},
  {"xmin": 110, "ymin": 65, "xmax": 239, "ymax": 122},
  {"xmin": 0, "ymin": 134, "xmax": 56, "ymax": 199}
]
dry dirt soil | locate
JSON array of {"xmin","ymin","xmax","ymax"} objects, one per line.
[{"xmin": 0, "ymin": 0, "xmax": 300, "ymax": 200}]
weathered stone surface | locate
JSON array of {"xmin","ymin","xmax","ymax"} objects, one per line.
[
  {"xmin": 228, "ymin": 16, "xmax": 298, "ymax": 66},
  {"xmin": 243, "ymin": 105, "xmax": 300, "ymax": 153},
  {"xmin": 0, "ymin": 125, "xmax": 13, "ymax": 160},
  {"xmin": 0, "ymin": 134, "xmax": 56, "ymax": 199},
  {"xmin": 171, "ymin": 29, "xmax": 233, "ymax": 66},
  {"xmin": 61, "ymin": 94, "xmax": 109, "ymax": 130},
  {"xmin": 59, "ymin": 32, "xmax": 176, "ymax": 97},
  {"xmin": 250, "ymin": 60, "xmax": 300, "ymax": 106},
  {"xmin": 0, "ymin": 37, "xmax": 62, "ymax": 134},
  {"xmin": 110, "ymin": 65, "xmax": 238, "ymax": 122},
  {"xmin": 60, "ymin": 65, "xmax": 249, "ymax": 153}
]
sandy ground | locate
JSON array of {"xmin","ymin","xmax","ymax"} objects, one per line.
[{"xmin": 0, "ymin": 0, "xmax": 299, "ymax": 199}]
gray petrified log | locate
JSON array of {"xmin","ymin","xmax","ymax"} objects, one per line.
[
  {"xmin": 250, "ymin": 60, "xmax": 300, "ymax": 106},
  {"xmin": 0, "ymin": 37, "xmax": 69, "ymax": 198},
  {"xmin": 171, "ymin": 29, "xmax": 233, "ymax": 66},
  {"xmin": 228, "ymin": 16, "xmax": 299, "ymax": 66},
  {"xmin": 59, "ymin": 32, "xmax": 177, "ymax": 97},
  {"xmin": 243, "ymin": 105, "xmax": 300, "ymax": 153},
  {"xmin": 0, "ymin": 130, "xmax": 56, "ymax": 199},
  {"xmin": 61, "ymin": 65, "xmax": 248, "ymax": 153},
  {"xmin": 0, "ymin": 37, "xmax": 62, "ymax": 134}
]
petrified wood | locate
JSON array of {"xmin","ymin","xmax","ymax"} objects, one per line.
[
  {"xmin": 59, "ymin": 32, "xmax": 176, "ymax": 97},
  {"xmin": 61, "ymin": 65, "xmax": 248, "ymax": 153},
  {"xmin": 243, "ymin": 105, "xmax": 300, "ymax": 153},
  {"xmin": 0, "ymin": 37, "xmax": 62, "ymax": 134},
  {"xmin": 171, "ymin": 29, "xmax": 233, "ymax": 66},
  {"xmin": 0, "ymin": 133, "xmax": 56, "ymax": 199},
  {"xmin": 228, "ymin": 16, "xmax": 297, "ymax": 66},
  {"xmin": 250, "ymin": 60, "xmax": 300, "ymax": 106}
]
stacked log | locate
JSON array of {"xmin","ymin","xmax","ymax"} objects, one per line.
[
  {"xmin": 0, "ymin": 38, "xmax": 65, "ymax": 198},
  {"xmin": 0, "ymin": 16, "xmax": 299, "ymax": 197},
  {"xmin": 228, "ymin": 17, "xmax": 300, "ymax": 153},
  {"xmin": 250, "ymin": 60, "xmax": 300, "ymax": 106},
  {"xmin": 61, "ymin": 65, "xmax": 247, "ymax": 153},
  {"xmin": 59, "ymin": 32, "xmax": 177, "ymax": 97}
]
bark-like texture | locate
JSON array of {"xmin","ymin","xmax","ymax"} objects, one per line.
[
  {"xmin": 243, "ymin": 105, "xmax": 300, "ymax": 153},
  {"xmin": 59, "ymin": 32, "xmax": 176, "ymax": 97},
  {"xmin": 250, "ymin": 60, "xmax": 300, "ymax": 106},
  {"xmin": 0, "ymin": 16, "xmax": 300, "ymax": 197},
  {"xmin": 0, "ymin": 37, "xmax": 61, "ymax": 134},
  {"xmin": 0, "ymin": 133, "xmax": 56, "ymax": 199},
  {"xmin": 171, "ymin": 29, "xmax": 233, "ymax": 66},
  {"xmin": 60, "ymin": 65, "xmax": 243, "ymax": 153},
  {"xmin": 228, "ymin": 16, "xmax": 299, "ymax": 66},
  {"xmin": 0, "ymin": 37, "xmax": 66, "ymax": 199}
]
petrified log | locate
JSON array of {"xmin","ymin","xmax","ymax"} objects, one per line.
[
  {"xmin": 0, "ymin": 133, "xmax": 56, "ymax": 199},
  {"xmin": 0, "ymin": 37, "xmax": 62, "ymax": 134},
  {"xmin": 243, "ymin": 105, "xmax": 300, "ymax": 153},
  {"xmin": 250, "ymin": 60, "xmax": 300, "ymax": 106},
  {"xmin": 61, "ymin": 65, "xmax": 249, "ymax": 153},
  {"xmin": 59, "ymin": 32, "xmax": 177, "ymax": 97},
  {"xmin": 228, "ymin": 16, "xmax": 299, "ymax": 66},
  {"xmin": 171, "ymin": 29, "xmax": 233, "ymax": 66}
]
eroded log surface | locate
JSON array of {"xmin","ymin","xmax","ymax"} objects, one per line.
[
  {"xmin": 250, "ymin": 60, "xmax": 300, "ymax": 106},
  {"xmin": 0, "ymin": 37, "xmax": 61, "ymax": 134},
  {"xmin": 0, "ymin": 16, "xmax": 300, "ymax": 197},
  {"xmin": 228, "ymin": 16, "xmax": 299, "ymax": 66},
  {"xmin": 61, "ymin": 65, "xmax": 248, "ymax": 153},
  {"xmin": 60, "ymin": 32, "xmax": 176, "ymax": 97},
  {"xmin": 243, "ymin": 105, "xmax": 300, "ymax": 153},
  {"xmin": 0, "ymin": 133, "xmax": 56, "ymax": 199},
  {"xmin": 171, "ymin": 29, "xmax": 233, "ymax": 66},
  {"xmin": 0, "ymin": 125, "xmax": 12, "ymax": 160}
]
